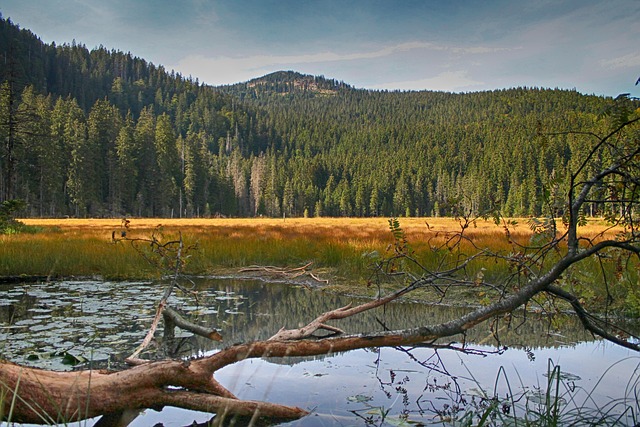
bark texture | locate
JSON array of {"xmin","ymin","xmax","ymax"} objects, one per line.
[{"xmin": 0, "ymin": 359, "xmax": 306, "ymax": 424}]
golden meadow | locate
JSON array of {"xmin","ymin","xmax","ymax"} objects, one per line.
[{"xmin": 3, "ymin": 217, "xmax": 638, "ymax": 313}]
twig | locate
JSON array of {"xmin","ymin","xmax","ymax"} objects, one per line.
[
  {"xmin": 309, "ymin": 272, "xmax": 329, "ymax": 284},
  {"xmin": 126, "ymin": 301, "xmax": 166, "ymax": 362},
  {"xmin": 239, "ymin": 262, "xmax": 329, "ymax": 284}
]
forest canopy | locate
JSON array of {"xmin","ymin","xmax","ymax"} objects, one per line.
[{"xmin": 1, "ymin": 16, "xmax": 635, "ymax": 219}]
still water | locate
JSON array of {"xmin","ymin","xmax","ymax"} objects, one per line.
[{"xmin": 1, "ymin": 278, "xmax": 639, "ymax": 426}]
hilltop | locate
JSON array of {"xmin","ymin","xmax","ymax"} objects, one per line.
[
  {"xmin": 222, "ymin": 71, "xmax": 351, "ymax": 99},
  {"xmin": 0, "ymin": 16, "xmax": 630, "ymax": 219}
]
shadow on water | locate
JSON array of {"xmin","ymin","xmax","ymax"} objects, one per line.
[{"xmin": 1, "ymin": 277, "xmax": 639, "ymax": 426}]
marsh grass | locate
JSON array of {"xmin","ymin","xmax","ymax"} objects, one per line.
[
  {"xmin": 0, "ymin": 233, "xmax": 154, "ymax": 279},
  {"xmin": 7, "ymin": 217, "xmax": 635, "ymax": 310},
  {"xmin": 448, "ymin": 357, "xmax": 640, "ymax": 426},
  {"xmin": 12, "ymin": 218, "xmax": 399, "ymax": 280}
]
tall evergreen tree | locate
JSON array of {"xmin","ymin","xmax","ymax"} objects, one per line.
[
  {"xmin": 114, "ymin": 112, "xmax": 137, "ymax": 215},
  {"xmin": 65, "ymin": 102, "xmax": 94, "ymax": 216},
  {"xmin": 133, "ymin": 106, "xmax": 157, "ymax": 216},
  {"xmin": 87, "ymin": 98, "xmax": 122, "ymax": 214},
  {"xmin": 154, "ymin": 113, "xmax": 179, "ymax": 216}
]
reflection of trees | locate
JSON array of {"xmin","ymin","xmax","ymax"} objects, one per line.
[
  {"xmin": 0, "ymin": 277, "xmax": 632, "ymax": 424},
  {"xmin": 0, "ymin": 277, "xmax": 600, "ymax": 366},
  {"xmin": 0, "ymin": 288, "xmax": 37, "ymax": 324},
  {"xmin": 177, "ymin": 278, "xmax": 594, "ymax": 359}
]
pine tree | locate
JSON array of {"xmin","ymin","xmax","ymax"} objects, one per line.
[
  {"xmin": 65, "ymin": 103, "xmax": 94, "ymax": 216},
  {"xmin": 134, "ymin": 106, "xmax": 157, "ymax": 216},
  {"xmin": 154, "ymin": 113, "xmax": 179, "ymax": 216},
  {"xmin": 115, "ymin": 112, "xmax": 137, "ymax": 215},
  {"xmin": 87, "ymin": 98, "xmax": 122, "ymax": 214},
  {"xmin": 249, "ymin": 154, "xmax": 267, "ymax": 216}
]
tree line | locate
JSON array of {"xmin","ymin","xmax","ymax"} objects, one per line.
[{"xmin": 1, "ymin": 16, "xmax": 632, "ymax": 218}]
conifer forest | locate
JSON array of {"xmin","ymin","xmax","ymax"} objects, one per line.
[{"xmin": 0, "ymin": 16, "xmax": 633, "ymax": 219}]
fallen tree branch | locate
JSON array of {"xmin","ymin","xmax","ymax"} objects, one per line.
[
  {"xmin": 163, "ymin": 306, "xmax": 223, "ymax": 341},
  {"xmin": 268, "ymin": 263, "xmax": 471, "ymax": 341},
  {"xmin": 125, "ymin": 232, "xmax": 224, "ymax": 364},
  {"xmin": 545, "ymin": 284, "xmax": 640, "ymax": 351},
  {"xmin": 309, "ymin": 272, "xmax": 329, "ymax": 284},
  {"xmin": 0, "ymin": 358, "xmax": 304, "ymax": 424},
  {"xmin": 240, "ymin": 262, "xmax": 329, "ymax": 284},
  {"xmin": 268, "ymin": 279, "xmax": 417, "ymax": 340},
  {"xmin": 240, "ymin": 262, "xmax": 313, "ymax": 275},
  {"xmin": 126, "ymin": 300, "xmax": 166, "ymax": 362}
]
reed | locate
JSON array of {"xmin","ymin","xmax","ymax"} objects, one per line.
[
  {"xmin": 451, "ymin": 357, "xmax": 640, "ymax": 426},
  {"xmin": 12, "ymin": 217, "xmax": 399, "ymax": 279},
  {"xmin": 6, "ymin": 217, "xmax": 634, "ymax": 311}
]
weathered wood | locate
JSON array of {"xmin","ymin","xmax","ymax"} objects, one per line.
[
  {"xmin": 0, "ymin": 359, "xmax": 306, "ymax": 424},
  {"xmin": 268, "ymin": 282, "xmax": 414, "ymax": 340},
  {"xmin": 163, "ymin": 306, "xmax": 222, "ymax": 341}
]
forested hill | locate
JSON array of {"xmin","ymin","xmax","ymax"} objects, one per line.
[{"xmin": 0, "ymin": 16, "xmax": 623, "ymax": 218}]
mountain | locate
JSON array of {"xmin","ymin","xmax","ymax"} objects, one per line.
[
  {"xmin": 222, "ymin": 71, "xmax": 351, "ymax": 99},
  {"xmin": 1, "ymin": 16, "xmax": 632, "ymax": 219}
]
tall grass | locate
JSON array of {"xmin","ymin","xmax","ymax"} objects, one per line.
[
  {"xmin": 5, "ymin": 217, "xmax": 635, "ymax": 311},
  {"xmin": 449, "ymin": 358, "xmax": 640, "ymax": 426},
  {"xmin": 10, "ymin": 218, "xmax": 398, "ymax": 280},
  {"xmin": 0, "ymin": 233, "xmax": 155, "ymax": 279}
]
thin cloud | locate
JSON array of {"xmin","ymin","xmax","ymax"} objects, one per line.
[
  {"xmin": 352, "ymin": 41, "xmax": 513, "ymax": 58},
  {"xmin": 370, "ymin": 70, "xmax": 485, "ymax": 92},
  {"xmin": 600, "ymin": 53, "xmax": 640, "ymax": 70},
  {"xmin": 171, "ymin": 41, "xmax": 511, "ymax": 85}
]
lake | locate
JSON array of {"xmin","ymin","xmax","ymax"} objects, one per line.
[{"xmin": 1, "ymin": 278, "xmax": 639, "ymax": 426}]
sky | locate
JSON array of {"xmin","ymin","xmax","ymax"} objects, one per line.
[{"xmin": 1, "ymin": 0, "xmax": 639, "ymax": 97}]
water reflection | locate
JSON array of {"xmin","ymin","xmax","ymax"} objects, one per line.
[
  {"xmin": 0, "ymin": 277, "xmax": 595, "ymax": 369},
  {"xmin": 0, "ymin": 278, "xmax": 638, "ymax": 426}
]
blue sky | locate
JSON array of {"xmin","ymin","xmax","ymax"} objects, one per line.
[{"xmin": 1, "ymin": 0, "xmax": 639, "ymax": 96}]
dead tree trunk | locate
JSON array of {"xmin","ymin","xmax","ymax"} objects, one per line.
[{"xmin": 0, "ymin": 359, "xmax": 306, "ymax": 424}]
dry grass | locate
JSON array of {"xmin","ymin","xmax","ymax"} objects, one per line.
[
  {"xmin": 17, "ymin": 216, "xmax": 621, "ymax": 241},
  {"xmin": 5, "ymin": 217, "xmax": 636, "ymax": 312},
  {"xmin": 5, "ymin": 216, "xmax": 623, "ymax": 282}
]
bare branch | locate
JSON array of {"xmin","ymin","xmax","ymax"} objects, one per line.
[
  {"xmin": 545, "ymin": 284, "xmax": 640, "ymax": 351},
  {"xmin": 163, "ymin": 306, "xmax": 223, "ymax": 341}
]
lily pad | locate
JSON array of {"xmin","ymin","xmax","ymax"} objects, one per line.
[
  {"xmin": 61, "ymin": 352, "xmax": 88, "ymax": 365},
  {"xmin": 347, "ymin": 394, "xmax": 373, "ymax": 403},
  {"xmin": 543, "ymin": 371, "xmax": 581, "ymax": 382},
  {"xmin": 30, "ymin": 323, "xmax": 56, "ymax": 332}
]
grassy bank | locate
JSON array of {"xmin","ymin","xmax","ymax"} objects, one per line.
[
  {"xmin": 4, "ymin": 217, "xmax": 637, "ymax": 313},
  {"xmin": 5, "ymin": 217, "xmax": 534, "ymax": 277}
]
